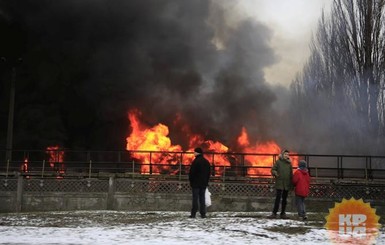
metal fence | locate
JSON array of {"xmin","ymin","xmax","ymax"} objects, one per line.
[
  {"xmin": 1, "ymin": 177, "xmax": 385, "ymax": 201},
  {"xmin": 1, "ymin": 149, "xmax": 385, "ymax": 182}
]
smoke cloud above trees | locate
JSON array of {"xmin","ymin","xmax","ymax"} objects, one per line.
[{"xmin": 0, "ymin": 0, "xmax": 384, "ymax": 155}]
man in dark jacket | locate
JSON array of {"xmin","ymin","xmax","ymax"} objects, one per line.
[
  {"xmin": 268, "ymin": 149, "xmax": 293, "ymax": 219},
  {"xmin": 189, "ymin": 147, "xmax": 211, "ymax": 218}
]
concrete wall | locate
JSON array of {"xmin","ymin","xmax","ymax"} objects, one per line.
[
  {"xmin": 22, "ymin": 193, "xmax": 108, "ymax": 212},
  {"xmin": 0, "ymin": 192, "xmax": 16, "ymax": 212},
  {"xmin": 2, "ymin": 191, "xmax": 381, "ymax": 215},
  {"xmin": 112, "ymin": 193, "xmax": 336, "ymax": 213},
  {"xmin": 1, "ymin": 176, "xmax": 385, "ymax": 215}
]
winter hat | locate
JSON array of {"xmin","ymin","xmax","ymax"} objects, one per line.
[
  {"xmin": 194, "ymin": 147, "xmax": 203, "ymax": 154},
  {"xmin": 280, "ymin": 149, "xmax": 289, "ymax": 158},
  {"xmin": 281, "ymin": 149, "xmax": 289, "ymax": 154},
  {"xmin": 299, "ymin": 160, "xmax": 307, "ymax": 169}
]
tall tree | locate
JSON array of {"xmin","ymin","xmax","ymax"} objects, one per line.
[{"xmin": 292, "ymin": 0, "xmax": 385, "ymax": 154}]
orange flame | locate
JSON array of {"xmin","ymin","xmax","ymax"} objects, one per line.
[
  {"xmin": 46, "ymin": 146, "xmax": 65, "ymax": 175},
  {"xmin": 126, "ymin": 109, "xmax": 296, "ymax": 177},
  {"xmin": 237, "ymin": 127, "xmax": 298, "ymax": 176},
  {"xmin": 203, "ymin": 140, "xmax": 229, "ymax": 176},
  {"xmin": 126, "ymin": 109, "xmax": 183, "ymax": 174},
  {"xmin": 237, "ymin": 127, "xmax": 280, "ymax": 176}
]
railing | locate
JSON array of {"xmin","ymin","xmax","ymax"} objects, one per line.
[{"xmin": 1, "ymin": 149, "xmax": 385, "ymax": 182}]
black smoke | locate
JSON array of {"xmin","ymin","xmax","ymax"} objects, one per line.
[
  {"xmin": 2, "ymin": 0, "xmax": 373, "ymax": 155},
  {"xmin": 0, "ymin": 0, "xmax": 287, "ymax": 151}
]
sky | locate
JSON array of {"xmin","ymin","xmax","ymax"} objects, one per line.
[
  {"xmin": 0, "ymin": 210, "xmax": 383, "ymax": 244},
  {"xmin": 238, "ymin": 0, "xmax": 333, "ymax": 85}
]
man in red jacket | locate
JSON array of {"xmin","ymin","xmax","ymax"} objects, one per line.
[{"xmin": 292, "ymin": 160, "xmax": 310, "ymax": 220}]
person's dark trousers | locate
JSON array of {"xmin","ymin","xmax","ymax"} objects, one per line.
[
  {"xmin": 272, "ymin": 189, "xmax": 289, "ymax": 215},
  {"xmin": 191, "ymin": 187, "xmax": 206, "ymax": 217},
  {"xmin": 295, "ymin": 195, "xmax": 306, "ymax": 217}
]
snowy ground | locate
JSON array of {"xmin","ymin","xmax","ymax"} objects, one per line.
[{"xmin": 0, "ymin": 211, "xmax": 383, "ymax": 245}]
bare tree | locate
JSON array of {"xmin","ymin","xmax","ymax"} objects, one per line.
[{"xmin": 292, "ymin": 0, "xmax": 385, "ymax": 154}]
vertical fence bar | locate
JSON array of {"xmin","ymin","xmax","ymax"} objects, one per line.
[
  {"xmin": 132, "ymin": 160, "xmax": 135, "ymax": 178},
  {"xmin": 41, "ymin": 160, "xmax": 45, "ymax": 178},
  {"xmin": 366, "ymin": 156, "xmax": 372, "ymax": 180},
  {"xmin": 88, "ymin": 160, "xmax": 92, "ymax": 179},
  {"xmin": 337, "ymin": 157, "xmax": 341, "ymax": 179},
  {"xmin": 149, "ymin": 152, "xmax": 152, "ymax": 175},
  {"xmin": 179, "ymin": 162, "xmax": 182, "ymax": 181},
  {"xmin": 365, "ymin": 168, "xmax": 368, "ymax": 181},
  {"xmin": 179, "ymin": 153, "xmax": 183, "ymax": 181},
  {"xmin": 222, "ymin": 165, "xmax": 226, "ymax": 182},
  {"xmin": 6, "ymin": 159, "xmax": 9, "ymax": 178},
  {"xmin": 241, "ymin": 154, "xmax": 245, "ymax": 177}
]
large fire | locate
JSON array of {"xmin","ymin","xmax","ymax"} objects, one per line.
[
  {"xmin": 21, "ymin": 109, "xmax": 298, "ymax": 178},
  {"xmin": 126, "ymin": 109, "xmax": 298, "ymax": 176}
]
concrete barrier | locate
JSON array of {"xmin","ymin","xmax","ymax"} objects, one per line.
[{"xmin": 0, "ymin": 176, "xmax": 384, "ymax": 215}]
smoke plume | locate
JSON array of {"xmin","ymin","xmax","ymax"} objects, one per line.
[{"xmin": 0, "ymin": 0, "xmax": 378, "ymax": 155}]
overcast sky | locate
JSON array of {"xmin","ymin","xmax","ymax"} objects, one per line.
[{"xmin": 236, "ymin": 0, "xmax": 333, "ymax": 86}]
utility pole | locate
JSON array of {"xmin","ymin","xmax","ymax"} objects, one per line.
[
  {"xmin": 2, "ymin": 57, "xmax": 21, "ymax": 162},
  {"xmin": 5, "ymin": 66, "xmax": 16, "ymax": 162}
]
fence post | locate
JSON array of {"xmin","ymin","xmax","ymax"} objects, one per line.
[
  {"xmin": 222, "ymin": 166, "xmax": 226, "ymax": 182},
  {"xmin": 107, "ymin": 176, "xmax": 115, "ymax": 210},
  {"xmin": 88, "ymin": 160, "xmax": 92, "ymax": 179},
  {"xmin": 16, "ymin": 173, "xmax": 23, "ymax": 212},
  {"xmin": 149, "ymin": 152, "xmax": 152, "ymax": 175},
  {"xmin": 365, "ymin": 168, "xmax": 368, "ymax": 181},
  {"xmin": 41, "ymin": 160, "xmax": 45, "ymax": 178},
  {"xmin": 179, "ymin": 153, "xmax": 183, "ymax": 181},
  {"xmin": 132, "ymin": 160, "xmax": 135, "ymax": 178},
  {"xmin": 179, "ymin": 162, "xmax": 182, "ymax": 181},
  {"xmin": 6, "ymin": 159, "xmax": 9, "ymax": 178}
]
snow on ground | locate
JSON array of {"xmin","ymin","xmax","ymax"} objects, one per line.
[{"xmin": 0, "ymin": 211, "xmax": 383, "ymax": 244}]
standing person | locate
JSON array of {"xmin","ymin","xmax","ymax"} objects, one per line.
[
  {"xmin": 268, "ymin": 149, "xmax": 293, "ymax": 219},
  {"xmin": 188, "ymin": 147, "xmax": 211, "ymax": 218},
  {"xmin": 292, "ymin": 160, "xmax": 310, "ymax": 220}
]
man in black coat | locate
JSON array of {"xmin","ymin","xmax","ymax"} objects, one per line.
[{"xmin": 188, "ymin": 147, "xmax": 211, "ymax": 218}]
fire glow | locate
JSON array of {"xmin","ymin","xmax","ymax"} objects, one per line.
[
  {"xmin": 126, "ymin": 109, "xmax": 298, "ymax": 176},
  {"xmin": 46, "ymin": 146, "xmax": 65, "ymax": 175},
  {"xmin": 18, "ymin": 109, "xmax": 298, "ymax": 178},
  {"xmin": 20, "ymin": 146, "xmax": 65, "ymax": 177}
]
